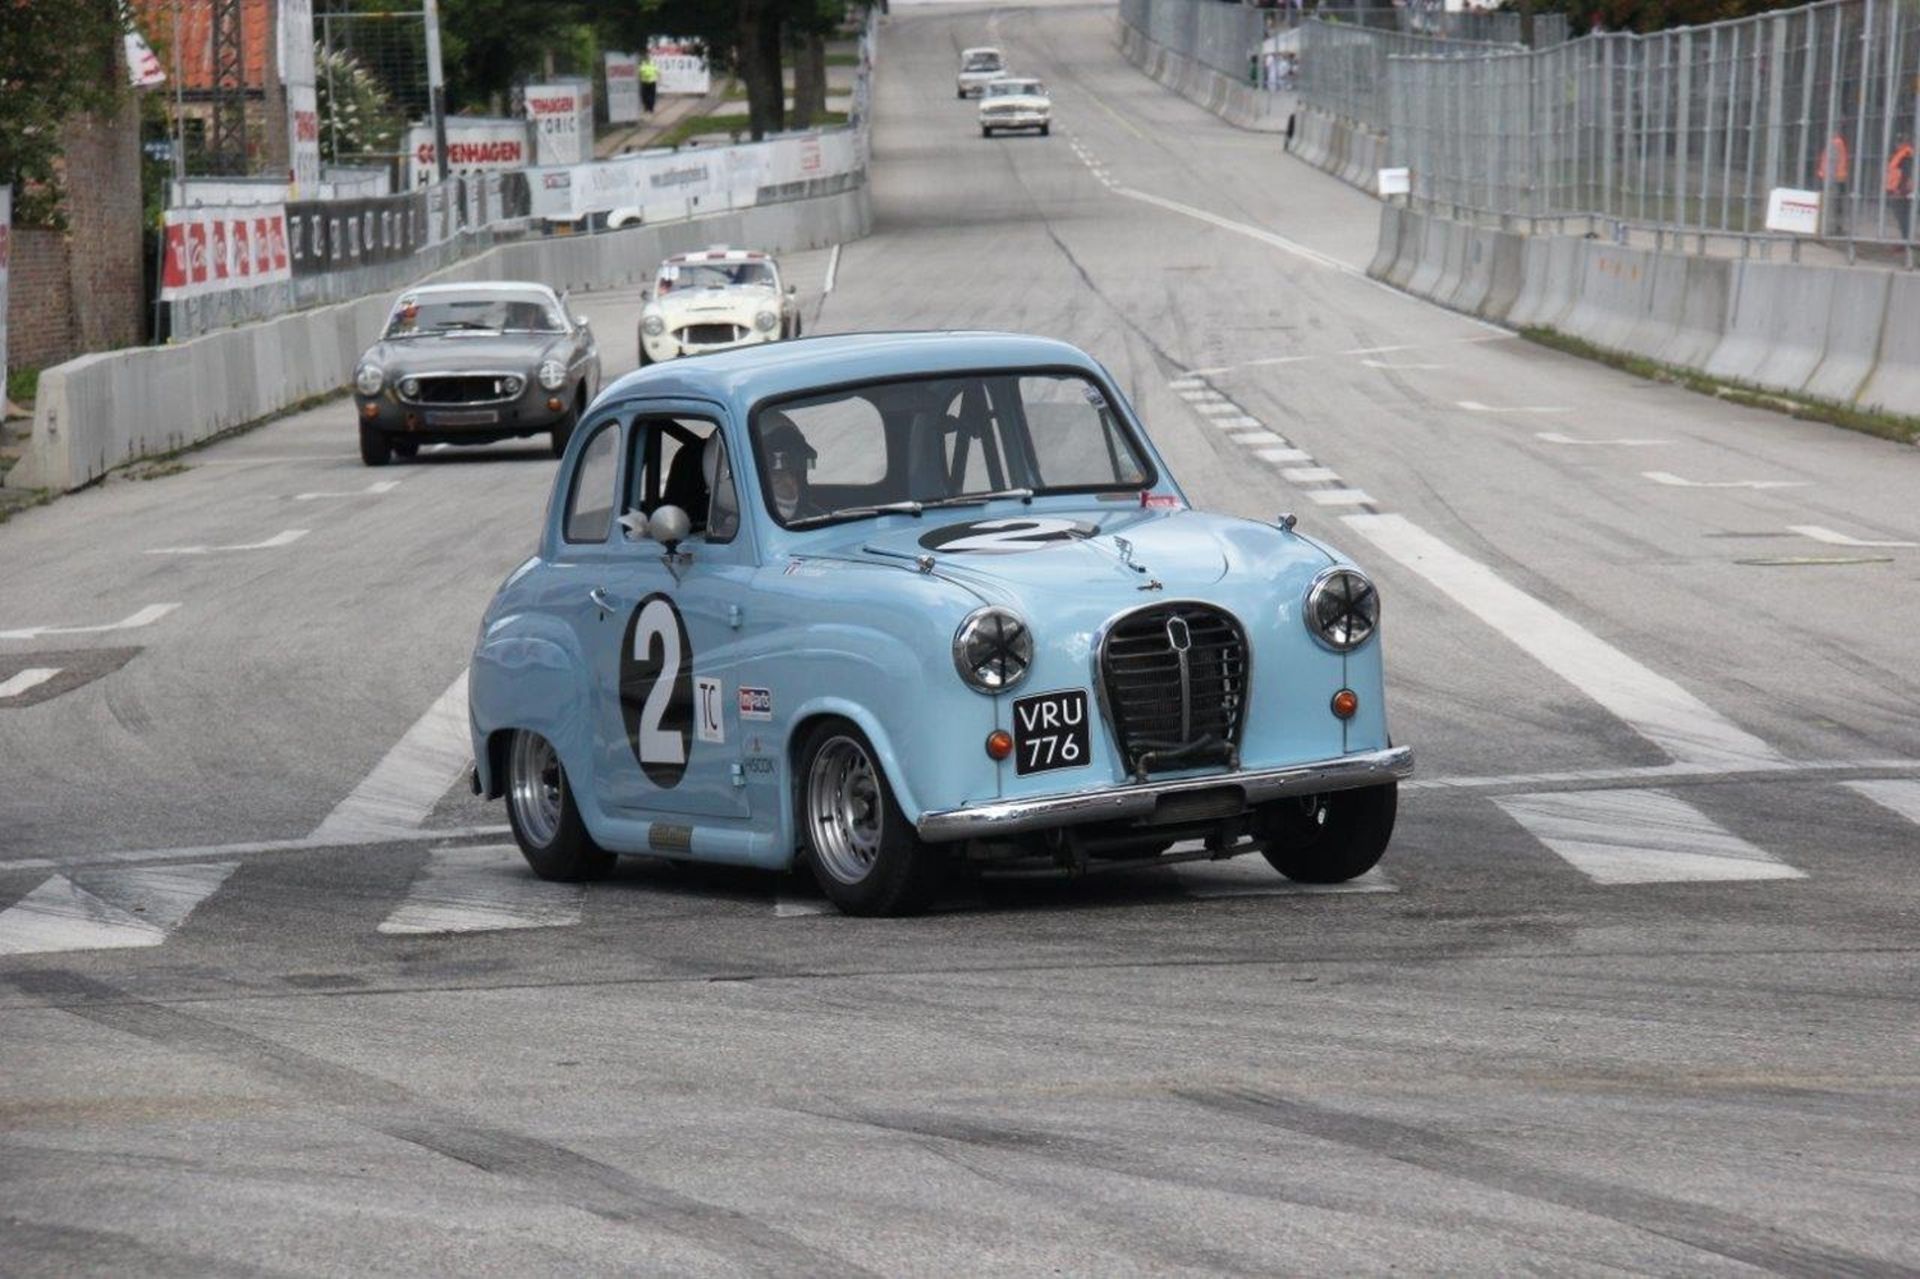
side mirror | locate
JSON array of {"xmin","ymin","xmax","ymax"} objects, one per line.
[{"xmin": 648, "ymin": 504, "xmax": 691, "ymax": 552}]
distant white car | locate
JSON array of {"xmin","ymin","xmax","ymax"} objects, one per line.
[
  {"xmin": 980, "ymin": 77, "xmax": 1051, "ymax": 137},
  {"xmin": 956, "ymin": 46, "xmax": 1006, "ymax": 99},
  {"xmin": 637, "ymin": 247, "xmax": 800, "ymax": 365}
]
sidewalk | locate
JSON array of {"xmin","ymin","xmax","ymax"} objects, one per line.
[{"xmin": 595, "ymin": 85, "xmax": 730, "ymax": 158}]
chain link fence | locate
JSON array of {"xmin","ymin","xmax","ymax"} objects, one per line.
[
  {"xmin": 1117, "ymin": 0, "xmax": 1268, "ymax": 80},
  {"xmin": 319, "ymin": 8, "xmax": 429, "ymax": 172},
  {"xmin": 1390, "ymin": 0, "xmax": 1920, "ymax": 251}
]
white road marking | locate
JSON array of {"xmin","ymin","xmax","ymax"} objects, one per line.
[
  {"xmin": 1229, "ymin": 430, "xmax": 1286, "ymax": 446},
  {"xmin": 309, "ymin": 672, "xmax": 473, "ymax": 844},
  {"xmin": 1213, "ymin": 415, "xmax": 1264, "ymax": 431},
  {"xmin": 1458, "ymin": 400, "xmax": 1573, "ymax": 414},
  {"xmin": 295, "ymin": 480, "xmax": 402, "ymax": 501},
  {"xmin": 1844, "ymin": 779, "xmax": 1920, "ymax": 825},
  {"xmin": 1644, "ymin": 471, "xmax": 1808, "ymax": 490},
  {"xmin": 1536, "ymin": 432, "xmax": 1670, "ymax": 446},
  {"xmin": 1789, "ymin": 525, "xmax": 1917, "ymax": 549},
  {"xmin": 1110, "ymin": 184, "xmax": 1508, "ymax": 332},
  {"xmin": 1306, "ymin": 489, "xmax": 1375, "ymax": 506},
  {"xmin": 1343, "ymin": 513, "xmax": 1787, "ymax": 770},
  {"xmin": 378, "ymin": 844, "xmax": 584, "ymax": 934},
  {"xmin": 1167, "ymin": 377, "xmax": 1204, "ymax": 390},
  {"xmin": 1178, "ymin": 389, "xmax": 1226, "ymax": 402},
  {"xmin": 147, "ymin": 529, "xmax": 310, "ymax": 556},
  {"xmin": 1282, "ymin": 467, "xmax": 1342, "ymax": 483},
  {"xmin": 1167, "ymin": 855, "xmax": 1395, "ymax": 898},
  {"xmin": 0, "ymin": 862, "xmax": 237, "ymax": 955},
  {"xmin": 1359, "ymin": 359, "xmax": 1443, "ymax": 370},
  {"xmin": 774, "ymin": 897, "xmax": 833, "ymax": 918},
  {"xmin": 0, "ymin": 668, "xmax": 61, "ymax": 700},
  {"xmin": 1187, "ymin": 355, "xmax": 1321, "ymax": 377},
  {"xmin": 1340, "ymin": 344, "xmax": 1419, "ymax": 357},
  {"xmin": 0, "ymin": 603, "xmax": 180, "ymax": 642},
  {"xmin": 3, "ymin": 824, "xmax": 513, "ymax": 873},
  {"xmin": 1193, "ymin": 402, "xmax": 1241, "ymax": 416},
  {"xmin": 823, "ymin": 242, "xmax": 841, "ymax": 294},
  {"xmin": 1496, "ymin": 790, "xmax": 1803, "ymax": 884},
  {"xmin": 1257, "ymin": 447, "xmax": 1313, "ymax": 464}
]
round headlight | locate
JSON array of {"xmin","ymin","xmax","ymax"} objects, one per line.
[
  {"xmin": 399, "ymin": 376, "xmax": 420, "ymax": 399},
  {"xmin": 538, "ymin": 359, "xmax": 566, "ymax": 390},
  {"xmin": 952, "ymin": 606, "xmax": 1034, "ymax": 693},
  {"xmin": 1304, "ymin": 566, "xmax": 1379, "ymax": 652},
  {"xmin": 354, "ymin": 363, "xmax": 384, "ymax": 396},
  {"xmin": 642, "ymin": 314, "xmax": 666, "ymax": 337},
  {"xmin": 501, "ymin": 375, "xmax": 523, "ymax": 396},
  {"xmin": 754, "ymin": 309, "xmax": 778, "ymax": 332}
]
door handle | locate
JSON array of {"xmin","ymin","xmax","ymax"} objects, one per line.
[{"xmin": 588, "ymin": 586, "xmax": 619, "ymax": 613}]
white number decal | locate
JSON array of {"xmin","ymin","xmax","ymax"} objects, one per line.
[
  {"xmin": 935, "ymin": 517, "xmax": 1085, "ymax": 554},
  {"xmin": 633, "ymin": 598, "xmax": 685, "ymax": 766}
]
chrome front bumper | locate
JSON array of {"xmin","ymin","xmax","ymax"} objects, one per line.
[{"xmin": 915, "ymin": 746, "xmax": 1413, "ymax": 843}]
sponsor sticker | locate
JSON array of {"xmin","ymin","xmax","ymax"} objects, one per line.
[
  {"xmin": 695, "ymin": 675, "xmax": 724, "ymax": 744},
  {"xmin": 738, "ymin": 686, "xmax": 772, "ymax": 721}
]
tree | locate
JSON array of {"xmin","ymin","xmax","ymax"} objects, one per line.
[{"xmin": 0, "ymin": 0, "xmax": 125, "ymax": 227}]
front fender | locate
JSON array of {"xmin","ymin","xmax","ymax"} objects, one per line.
[{"xmin": 469, "ymin": 619, "xmax": 591, "ymax": 798}]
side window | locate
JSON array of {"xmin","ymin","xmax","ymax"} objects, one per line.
[
  {"xmin": 564, "ymin": 422, "xmax": 620, "ymax": 543},
  {"xmin": 621, "ymin": 416, "xmax": 735, "ymax": 544}
]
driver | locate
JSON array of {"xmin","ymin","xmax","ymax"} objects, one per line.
[{"xmin": 758, "ymin": 413, "xmax": 820, "ymax": 521}]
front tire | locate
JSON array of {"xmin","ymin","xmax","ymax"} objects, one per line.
[
  {"xmin": 1255, "ymin": 783, "xmax": 1397, "ymax": 883},
  {"xmin": 505, "ymin": 729, "xmax": 615, "ymax": 882},
  {"xmin": 358, "ymin": 422, "xmax": 391, "ymax": 467},
  {"xmin": 982, "ymin": 125, "xmax": 993, "ymax": 138},
  {"xmin": 549, "ymin": 397, "xmax": 580, "ymax": 458},
  {"xmin": 799, "ymin": 720, "xmax": 943, "ymax": 916},
  {"xmin": 1039, "ymin": 123, "xmax": 1050, "ymax": 136},
  {"xmin": 391, "ymin": 439, "xmax": 419, "ymax": 460}
]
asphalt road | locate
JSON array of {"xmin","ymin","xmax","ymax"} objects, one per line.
[{"xmin": 4, "ymin": 2, "xmax": 1919, "ymax": 1273}]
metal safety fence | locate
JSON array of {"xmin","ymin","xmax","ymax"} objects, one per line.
[
  {"xmin": 1298, "ymin": 18, "xmax": 1520, "ymax": 131},
  {"xmin": 1117, "ymin": 0, "xmax": 1268, "ymax": 80},
  {"xmin": 1389, "ymin": 0, "xmax": 1920, "ymax": 251}
]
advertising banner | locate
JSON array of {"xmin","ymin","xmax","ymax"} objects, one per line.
[
  {"xmin": 0, "ymin": 187, "xmax": 10, "ymax": 408},
  {"xmin": 605, "ymin": 53, "xmax": 641, "ymax": 124},
  {"xmin": 648, "ymin": 38, "xmax": 711, "ymax": 96},
  {"xmin": 405, "ymin": 118, "xmax": 531, "ymax": 188},
  {"xmin": 524, "ymin": 129, "xmax": 863, "ymax": 221},
  {"xmin": 159, "ymin": 205, "xmax": 293, "ymax": 301},
  {"xmin": 526, "ymin": 80, "xmax": 594, "ymax": 167},
  {"xmin": 279, "ymin": 0, "xmax": 321, "ymax": 197},
  {"xmin": 125, "ymin": 31, "xmax": 167, "ymax": 87}
]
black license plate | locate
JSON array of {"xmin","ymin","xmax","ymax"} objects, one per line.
[
  {"xmin": 1011, "ymin": 688, "xmax": 1092, "ymax": 776},
  {"xmin": 425, "ymin": 409, "xmax": 499, "ymax": 427}
]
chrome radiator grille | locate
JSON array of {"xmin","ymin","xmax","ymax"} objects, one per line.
[
  {"xmin": 1099, "ymin": 603, "xmax": 1248, "ymax": 777},
  {"xmin": 678, "ymin": 322, "xmax": 746, "ymax": 346}
]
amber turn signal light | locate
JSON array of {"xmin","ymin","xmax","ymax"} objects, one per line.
[
  {"xmin": 361, "ymin": 402, "xmax": 379, "ymax": 419},
  {"xmin": 1330, "ymin": 689, "xmax": 1359, "ymax": 720},
  {"xmin": 985, "ymin": 730, "xmax": 1013, "ymax": 761},
  {"xmin": 547, "ymin": 397, "xmax": 564, "ymax": 412}
]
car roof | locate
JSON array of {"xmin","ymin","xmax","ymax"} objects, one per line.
[
  {"xmin": 598, "ymin": 331, "xmax": 1105, "ymax": 413},
  {"xmin": 399, "ymin": 281, "xmax": 559, "ymax": 299},
  {"xmin": 961, "ymin": 46, "xmax": 1002, "ymax": 56},
  {"xmin": 662, "ymin": 247, "xmax": 773, "ymax": 265}
]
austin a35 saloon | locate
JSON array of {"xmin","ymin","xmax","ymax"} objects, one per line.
[{"xmin": 468, "ymin": 333, "xmax": 1411, "ymax": 914}]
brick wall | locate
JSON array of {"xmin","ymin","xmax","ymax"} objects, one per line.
[
  {"xmin": 6, "ymin": 230, "xmax": 77, "ymax": 371},
  {"xmin": 2, "ymin": 47, "xmax": 146, "ymax": 372}
]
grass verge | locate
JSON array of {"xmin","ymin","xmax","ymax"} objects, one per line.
[{"xmin": 1520, "ymin": 327, "xmax": 1920, "ymax": 447}]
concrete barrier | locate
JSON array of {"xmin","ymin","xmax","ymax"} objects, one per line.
[
  {"xmin": 1704, "ymin": 261, "xmax": 1837, "ymax": 389},
  {"xmin": 1447, "ymin": 227, "xmax": 1499, "ymax": 314},
  {"xmin": 1478, "ymin": 230, "xmax": 1528, "ymax": 322},
  {"xmin": 1385, "ymin": 206, "xmax": 1426, "ymax": 289},
  {"xmin": 1802, "ymin": 267, "xmax": 1891, "ymax": 404},
  {"xmin": 1405, "ymin": 215, "xmax": 1451, "ymax": 299},
  {"xmin": 1560, "ymin": 243, "xmax": 1654, "ymax": 352},
  {"xmin": 7, "ymin": 185, "xmax": 873, "ymax": 493},
  {"xmin": 1857, "ymin": 272, "xmax": 1920, "ymax": 412},
  {"xmin": 1114, "ymin": 19, "xmax": 1293, "ymax": 133},
  {"xmin": 1368, "ymin": 203, "xmax": 1405, "ymax": 281},
  {"xmin": 1504, "ymin": 235, "xmax": 1581, "ymax": 330}
]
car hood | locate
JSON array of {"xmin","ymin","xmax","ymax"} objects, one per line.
[
  {"xmin": 363, "ymin": 333, "xmax": 565, "ymax": 371},
  {"xmin": 651, "ymin": 288, "xmax": 778, "ymax": 320},
  {"xmin": 808, "ymin": 505, "xmax": 1338, "ymax": 609}
]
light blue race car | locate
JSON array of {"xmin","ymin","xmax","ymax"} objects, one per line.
[{"xmin": 468, "ymin": 332, "xmax": 1412, "ymax": 915}]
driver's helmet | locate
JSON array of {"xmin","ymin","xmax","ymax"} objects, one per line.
[{"xmin": 758, "ymin": 412, "xmax": 818, "ymax": 520}]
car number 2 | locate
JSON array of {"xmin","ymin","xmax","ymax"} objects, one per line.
[
  {"xmin": 1011, "ymin": 688, "xmax": 1092, "ymax": 777},
  {"xmin": 621, "ymin": 594, "xmax": 693, "ymax": 788}
]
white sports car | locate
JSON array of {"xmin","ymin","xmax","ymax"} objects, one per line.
[
  {"xmin": 980, "ymin": 77, "xmax": 1051, "ymax": 137},
  {"xmin": 637, "ymin": 248, "xmax": 800, "ymax": 365},
  {"xmin": 956, "ymin": 46, "xmax": 1006, "ymax": 98}
]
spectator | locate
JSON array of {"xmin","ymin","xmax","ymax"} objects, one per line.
[
  {"xmin": 1887, "ymin": 132, "xmax": 1914, "ymax": 238},
  {"xmin": 640, "ymin": 53, "xmax": 660, "ymax": 116},
  {"xmin": 1816, "ymin": 130, "xmax": 1849, "ymax": 235}
]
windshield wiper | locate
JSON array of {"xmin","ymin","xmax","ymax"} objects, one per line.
[
  {"xmin": 918, "ymin": 488, "xmax": 1035, "ymax": 509},
  {"xmin": 786, "ymin": 500, "xmax": 926, "ymax": 529},
  {"xmin": 429, "ymin": 321, "xmax": 500, "ymax": 333}
]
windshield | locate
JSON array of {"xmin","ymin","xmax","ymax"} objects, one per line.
[
  {"xmin": 963, "ymin": 53, "xmax": 1003, "ymax": 72},
  {"xmin": 752, "ymin": 371, "xmax": 1155, "ymax": 528},
  {"xmin": 988, "ymin": 80, "xmax": 1041, "ymax": 97},
  {"xmin": 385, "ymin": 294, "xmax": 563, "ymax": 337},
  {"xmin": 658, "ymin": 260, "xmax": 777, "ymax": 293}
]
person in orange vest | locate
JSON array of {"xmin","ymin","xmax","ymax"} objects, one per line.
[
  {"xmin": 1888, "ymin": 133, "xmax": 1915, "ymax": 238},
  {"xmin": 1816, "ymin": 131, "xmax": 1849, "ymax": 234}
]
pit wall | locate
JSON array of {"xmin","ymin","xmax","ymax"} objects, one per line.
[
  {"xmin": 1115, "ymin": 20, "xmax": 1293, "ymax": 132},
  {"xmin": 1286, "ymin": 106, "xmax": 1387, "ymax": 195},
  {"xmin": 1370, "ymin": 203, "xmax": 1919, "ymax": 415},
  {"xmin": 8, "ymin": 186, "xmax": 871, "ymax": 493}
]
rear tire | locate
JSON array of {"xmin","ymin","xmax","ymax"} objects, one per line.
[
  {"xmin": 1256, "ymin": 783, "xmax": 1397, "ymax": 884},
  {"xmin": 799, "ymin": 720, "xmax": 943, "ymax": 916},
  {"xmin": 1040, "ymin": 123, "xmax": 1050, "ymax": 136},
  {"xmin": 982, "ymin": 125, "xmax": 993, "ymax": 138},
  {"xmin": 505, "ymin": 729, "xmax": 615, "ymax": 882},
  {"xmin": 358, "ymin": 423, "xmax": 391, "ymax": 467}
]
